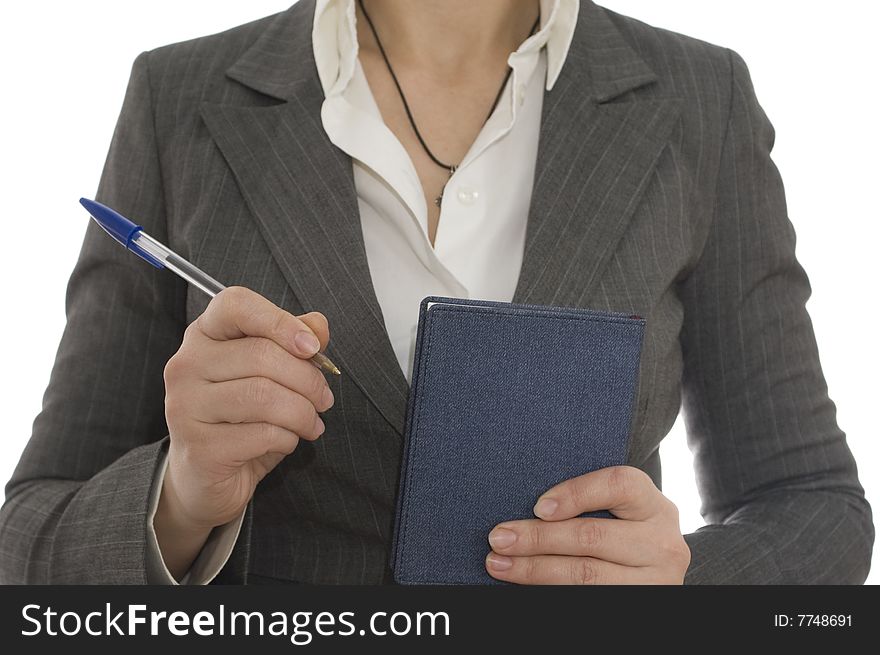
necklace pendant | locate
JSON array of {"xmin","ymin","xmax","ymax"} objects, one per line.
[
  {"xmin": 434, "ymin": 166, "xmax": 457, "ymax": 208},
  {"xmin": 435, "ymin": 166, "xmax": 456, "ymax": 207}
]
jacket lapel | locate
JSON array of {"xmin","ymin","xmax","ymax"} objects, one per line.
[
  {"xmin": 201, "ymin": 0, "xmax": 410, "ymax": 436},
  {"xmin": 513, "ymin": 1, "xmax": 682, "ymax": 306},
  {"xmin": 199, "ymin": 0, "xmax": 681, "ymax": 437}
]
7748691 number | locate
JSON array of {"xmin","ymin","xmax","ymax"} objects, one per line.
[{"xmin": 773, "ymin": 614, "xmax": 852, "ymax": 627}]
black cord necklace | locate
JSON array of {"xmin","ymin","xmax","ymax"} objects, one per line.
[{"xmin": 358, "ymin": 0, "xmax": 541, "ymax": 207}]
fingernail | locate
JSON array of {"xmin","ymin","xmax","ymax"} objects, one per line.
[
  {"xmin": 534, "ymin": 498, "xmax": 558, "ymax": 519},
  {"xmin": 295, "ymin": 332, "xmax": 320, "ymax": 355},
  {"xmin": 321, "ymin": 386, "xmax": 334, "ymax": 409},
  {"xmin": 488, "ymin": 527, "xmax": 516, "ymax": 550},
  {"xmin": 314, "ymin": 415, "xmax": 325, "ymax": 435},
  {"xmin": 486, "ymin": 553, "xmax": 512, "ymax": 571}
]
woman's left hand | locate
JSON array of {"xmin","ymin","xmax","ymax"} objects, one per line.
[{"xmin": 485, "ymin": 465, "xmax": 691, "ymax": 584}]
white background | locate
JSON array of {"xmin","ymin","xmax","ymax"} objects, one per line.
[{"xmin": 0, "ymin": 1, "xmax": 877, "ymax": 583}]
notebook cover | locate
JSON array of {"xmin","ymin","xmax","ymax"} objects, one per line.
[{"xmin": 391, "ymin": 296, "xmax": 646, "ymax": 585}]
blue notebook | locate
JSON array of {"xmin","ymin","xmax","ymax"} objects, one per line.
[{"xmin": 391, "ymin": 296, "xmax": 646, "ymax": 585}]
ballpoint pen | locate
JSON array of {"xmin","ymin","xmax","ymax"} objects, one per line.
[{"xmin": 79, "ymin": 197, "xmax": 341, "ymax": 376}]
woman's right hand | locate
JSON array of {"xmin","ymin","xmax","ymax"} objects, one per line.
[{"xmin": 155, "ymin": 286, "xmax": 335, "ymax": 579}]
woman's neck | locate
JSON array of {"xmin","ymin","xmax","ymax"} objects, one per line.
[{"xmin": 358, "ymin": 0, "xmax": 541, "ymax": 77}]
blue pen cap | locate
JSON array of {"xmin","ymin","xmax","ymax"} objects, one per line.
[{"xmin": 79, "ymin": 198, "xmax": 164, "ymax": 268}]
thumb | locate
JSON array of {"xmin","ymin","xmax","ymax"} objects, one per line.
[{"xmin": 298, "ymin": 311, "xmax": 331, "ymax": 352}]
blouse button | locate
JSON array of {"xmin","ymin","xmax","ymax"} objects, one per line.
[{"xmin": 457, "ymin": 187, "xmax": 479, "ymax": 205}]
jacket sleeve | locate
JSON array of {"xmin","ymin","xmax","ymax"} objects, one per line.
[
  {"xmin": 0, "ymin": 52, "xmax": 188, "ymax": 583},
  {"xmin": 678, "ymin": 48, "xmax": 873, "ymax": 584}
]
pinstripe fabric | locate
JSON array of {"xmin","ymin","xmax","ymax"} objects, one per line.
[{"xmin": 0, "ymin": 0, "xmax": 872, "ymax": 584}]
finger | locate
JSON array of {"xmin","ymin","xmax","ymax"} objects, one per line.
[
  {"xmin": 196, "ymin": 377, "xmax": 325, "ymax": 440},
  {"xmin": 488, "ymin": 517, "xmax": 654, "ymax": 566},
  {"xmin": 198, "ymin": 337, "xmax": 334, "ymax": 412},
  {"xmin": 194, "ymin": 421, "xmax": 301, "ymax": 464},
  {"xmin": 195, "ymin": 286, "xmax": 323, "ymax": 359},
  {"xmin": 534, "ymin": 466, "xmax": 667, "ymax": 522},
  {"xmin": 485, "ymin": 553, "xmax": 648, "ymax": 585}
]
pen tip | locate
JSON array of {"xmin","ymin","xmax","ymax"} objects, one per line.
[{"xmin": 332, "ymin": 366, "xmax": 341, "ymax": 376}]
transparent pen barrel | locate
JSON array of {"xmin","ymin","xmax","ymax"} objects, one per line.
[{"xmin": 134, "ymin": 232, "xmax": 226, "ymax": 297}]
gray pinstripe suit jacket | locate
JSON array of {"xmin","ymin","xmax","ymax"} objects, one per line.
[{"xmin": 1, "ymin": 0, "xmax": 872, "ymax": 584}]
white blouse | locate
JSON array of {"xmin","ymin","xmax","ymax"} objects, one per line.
[{"xmin": 314, "ymin": 0, "xmax": 579, "ymax": 380}]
